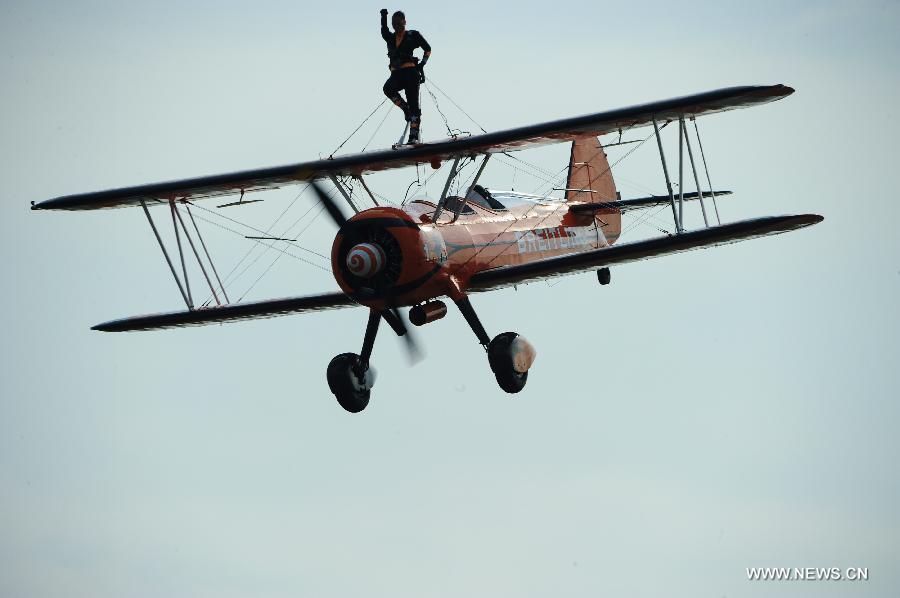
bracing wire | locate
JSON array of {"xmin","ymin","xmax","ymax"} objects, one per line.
[
  {"xmin": 423, "ymin": 82, "xmax": 467, "ymax": 138},
  {"xmin": 426, "ymin": 77, "xmax": 488, "ymax": 134},
  {"xmin": 201, "ymin": 98, "xmax": 395, "ymax": 303},
  {"xmin": 198, "ymin": 184, "xmax": 314, "ymax": 294},
  {"xmin": 191, "ymin": 195, "xmax": 327, "ymax": 260},
  {"xmin": 361, "ymin": 102, "xmax": 393, "ymax": 152},
  {"xmin": 188, "ymin": 209, "xmax": 331, "ymax": 273},
  {"xmin": 330, "ymin": 98, "xmax": 388, "ymax": 157}
]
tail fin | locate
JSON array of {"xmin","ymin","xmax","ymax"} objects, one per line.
[{"xmin": 565, "ymin": 136, "xmax": 621, "ymax": 245}]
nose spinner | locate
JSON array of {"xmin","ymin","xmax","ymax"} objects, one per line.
[{"xmin": 346, "ymin": 243, "xmax": 386, "ymax": 278}]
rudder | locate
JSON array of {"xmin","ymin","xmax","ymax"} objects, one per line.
[{"xmin": 565, "ymin": 136, "xmax": 621, "ymax": 245}]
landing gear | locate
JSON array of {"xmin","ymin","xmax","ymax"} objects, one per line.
[
  {"xmin": 327, "ymin": 297, "xmax": 536, "ymax": 410},
  {"xmin": 488, "ymin": 332, "xmax": 530, "ymax": 393},
  {"xmin": 326, "ymin": 305, "xmax": 419, "ymax": 413},
  {"xmin": 327, "ymin": 309, "xmax": 381, "ymax": 413},
  {"xmin": 326, "ymin": 352, "xmax": 373, "ymax": 413},
  {"xmin": 455, "ymin": 296, "xmax": 536, "ymax": 394}
]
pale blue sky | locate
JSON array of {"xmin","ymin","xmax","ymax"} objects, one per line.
[{"xmin": 2, "ymin": 1, "xmax": 899, "ymax": 597}]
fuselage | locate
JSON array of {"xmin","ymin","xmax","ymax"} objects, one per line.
[{"xmin": 331, "ymin": 189, "xmax": 620, "ymax": 310}]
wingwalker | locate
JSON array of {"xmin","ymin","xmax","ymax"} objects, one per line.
[{"xmin": 31, "ymin": 85, "xmax": 823, "ymax": 413}]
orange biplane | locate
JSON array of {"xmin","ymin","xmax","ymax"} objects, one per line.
[{"xmin": 32, "ymin": 84, "xmax": 822, "ymax": 413}]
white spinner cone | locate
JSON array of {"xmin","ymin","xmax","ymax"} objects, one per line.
[{"xmin": 346, "ymin": 242, "xmax": 387, "ymax": 279}]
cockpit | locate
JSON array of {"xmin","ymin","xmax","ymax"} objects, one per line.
[
  {"xmin": 465, "ymin": 185, "xmax": 508, "ymax": 211},
  {"xmin": 410, "ymin": 184, "xmax": 564, "ymax": 220}
]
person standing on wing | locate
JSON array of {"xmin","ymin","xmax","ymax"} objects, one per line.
[{"xmin": 380, "ymin": 8, "xmax": 430, "ymax": 144}]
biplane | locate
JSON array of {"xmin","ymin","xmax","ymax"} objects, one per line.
[{"xmin": 32, "ymin": 84, "xmax": 822, "ymax": 413}]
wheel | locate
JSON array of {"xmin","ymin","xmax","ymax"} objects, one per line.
[
  {"xmin": 326, "ymin": 353, "xmax": 372, "ymax": 413},
  {"xmin": 488, "ymin": 332, "xmax": 530, "ymax": 394},
  {"xmin": 597, "ymin": 267, "xmax": 611, "ymax": 285},
  {"xmin": 496, "ymin": 367, "xmax": 528, "ymax": 394}
]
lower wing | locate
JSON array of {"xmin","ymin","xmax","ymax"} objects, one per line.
[
  {"xmin": 93, "ymin": 214, "xmax": 822, "ymax": 332},
  {"xmin": 92, "ymin": 292, "xmax": 357, "ymax": 332},
  {"xmin": 468, "ymin": 214, "xmax": 823, "ymax": 292}
]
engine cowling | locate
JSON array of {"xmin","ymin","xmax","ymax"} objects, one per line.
[{"xmin": 331, "ymin": 207, "xmax": 440, "ymax": 308}]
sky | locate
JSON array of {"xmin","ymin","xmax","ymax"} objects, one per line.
[{"xmin": 1, "ymin": 1, "xmax": 899, "ymax": 596}]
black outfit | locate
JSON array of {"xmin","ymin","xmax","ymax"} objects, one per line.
[
  {"xmin": 383, "ymin": 68, "xmax": 422, "ymax": 122},
  {"xmin": 382, "ymin": 28, "xmax": 430, "ymax": 70},
  {"xmin": 380, "ymin": 16, "xmax": 430, "ymax": 127}
]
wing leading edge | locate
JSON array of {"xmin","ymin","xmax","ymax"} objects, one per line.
[
  {"xmin": 92, "ymin": 291, "xmax": 357, "ymax": 332},
  {"xmin": 33, "ymin": 85, "xmax": 791, "ymax": 211},
  {"xmin": 468, "ymin": 214, "xmax": 823, "ymax": 292}
]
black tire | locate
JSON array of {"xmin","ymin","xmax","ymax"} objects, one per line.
[
  {"xmin": 495, "ymin": 368, "xmax": 528, "ymax": 394},
  {"xmin": 326, "ymin": 353, "xmax": 371, "ymax": 413},
  {"xmin": 597, "ymin": 267, "xmax": 611, "ymax": 285},
  {"xmin": 488, "ymin": 332, "xmax": 529, "ymax": 394}
]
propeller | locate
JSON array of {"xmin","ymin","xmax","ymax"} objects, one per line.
[
  {"xmin": 382, "ymin": 307, "xmax": 423, "ymax": 364},
  {"xmin": 309, "ymin": 179, "xmax": 347, "ymax": 228},
  {"xmin": 309, "ymin": 179, "xmax": 422, "ymax": 363}
]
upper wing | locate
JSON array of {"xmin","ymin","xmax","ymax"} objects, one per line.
[
  {"xmin": 32, "ymin": 85, "xmax": 792, "ymax": 211},
  {"xmin": 468, "ymin": 214, "xmax": 823, "ymax": 292},
  {"xmin": 92, "ymin": 291, "xmax": 357, "ymax": 332}
]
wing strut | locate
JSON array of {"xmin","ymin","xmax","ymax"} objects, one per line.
[
  {"xmin": 172, "ymin": 203, "xmax": 222, "ymax": 306},
  {"xmin": 692, "ymin": 117, "xmax": 722, "ymax": 224},
  {"xmin": 431, "ymin": 156, "xmax": 462, "ymax": 222},
  {"xmin": 653, "ymin": 116, "xmax": 717, "ymax": 233},
  {"xmin": 450, "ymin": 154, "xmax": 491, "ymax": 223},
  {"xmin": 328, "ymin": 174, "xmax": 360, "ymax": 214},
  {"xmin": 185, "ymin": 204, "xmax": 230, "ymax": 304},
  {"xmin": 169, "ymin": 200, "xmax": 194, "ymax": 308},
  {"xmin": 652, "ymin": 118, "xmax": 682, "ymax": 233},
  {"xmin": 141, "ymin": 200, "xmax": 192, "ymax": 309},
  {"xmin": 140, "ymin": 199, "xmax": 231, "ymax": 310},
  {"xmin": 355, "ymin": 175, "xmax": 380, "ymax": 207},
  {"xmin": 681, "ymin": 117, "xmax": 709, "ymax": 227}
]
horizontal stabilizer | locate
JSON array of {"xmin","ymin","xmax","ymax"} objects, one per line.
[
  {"xmin": 93, "ymin": 291, "xmax": 356, "ymax": 332},
  {"xmin": 469, "ymin": 213, "xmax": 823, "ymax": 292},
  {"xmin": 569, "ymin": 191, "xmax": 732, "ymax": 214}
]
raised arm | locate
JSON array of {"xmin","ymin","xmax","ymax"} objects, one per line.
[{"xmin": 380, "ymin": 9, "xmax": 391, "ymax": 42}]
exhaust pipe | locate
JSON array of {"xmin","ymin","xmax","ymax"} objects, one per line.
[{"xmin": 409, "ymin": 300, "xmax": 447, "ymax": 326}]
